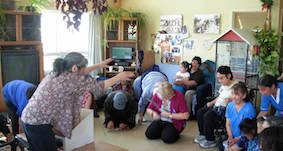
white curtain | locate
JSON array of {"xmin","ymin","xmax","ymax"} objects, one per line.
[{"xmin": 88, "ymin": 12, "xmax": 102, "ymax": 76}]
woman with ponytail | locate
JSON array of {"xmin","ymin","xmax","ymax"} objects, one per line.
[
  {"xmin": 224, "ymin": 82, "xmax": 256, "ymax": 151},
  {"xmin": 21, "ymin": 52, "xmax": 134, "ymax": 151}
]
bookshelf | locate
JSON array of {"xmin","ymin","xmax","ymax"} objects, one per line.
[
  {"xmin": 0, "ymin": 10, "xmax": 43, "ymax": 111},
  {"xmin": 103, "ymin": 17, "xmax": 138, "ymax": 77}
]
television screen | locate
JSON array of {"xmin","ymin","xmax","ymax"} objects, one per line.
[
  {"xmin": 111, "ymin": 47, "xmax": 132, "ymax": 60},
  {"xmin": 1, "ymin": 49, "xmax": 40, "ymax": 86}
]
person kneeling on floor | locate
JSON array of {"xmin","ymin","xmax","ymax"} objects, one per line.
[
  {"xmin": 104, "ymin": 91, "xmax": 137, "ymax": 130},
  {"xmin": 145, "ymin": 82, "xmax": 189, "ymax": 144}
]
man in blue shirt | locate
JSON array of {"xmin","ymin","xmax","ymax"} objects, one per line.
[
  {"xmin": 134, "ymin": 71, "xmax": 168, "ymax": 124},
  {"xmin": 2, "ymin": 80, "xmax": 37, "ymax": 136},
  {"xmin": 257, "ymin": 75, "xmax": 283, "ymax": 118}
]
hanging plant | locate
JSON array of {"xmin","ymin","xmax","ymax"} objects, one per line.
[
  {"xmin": 56, "ymin": 0, "xmax": 108, "ymax": 31},
  {"xmin": 102, "ymin": 6, "xmax": 128, "ymax": 29},
  {"xmin": 128, "ymin": 10, "xmax": 147, "ymax": 30}
]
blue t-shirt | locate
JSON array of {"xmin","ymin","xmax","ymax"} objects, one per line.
[
  {"xmin": 2, "ymin": 80, "xmax": 35, "ymax": 116},
  {"xmin": 248, "ymin": 137, "xmax": 259, "ymax": 151},
  {"xmin": 225, "ymin": 101, "xmax": 256, "ymax": 137},
  {"xmin": 260, "ymin": 82, "xmax": 283, "ymax": 116}
]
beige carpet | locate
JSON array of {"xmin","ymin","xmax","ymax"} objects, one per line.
[{"xmin": 94, "ymin": 112, "xmax": 217, "ymax": 151}]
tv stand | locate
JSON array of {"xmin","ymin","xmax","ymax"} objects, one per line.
[
  {"xmin": 115, "ymin": 62, "xmax": 129, "ymax": 66},
  {"xmin": 103, "ymin": 17, "xmax": 139, "ymax": 78}
]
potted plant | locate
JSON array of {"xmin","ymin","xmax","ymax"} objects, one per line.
[
  {"xmin": 102, "ymin": 6, "xmax": 146, "ymax": 46},
  {"xmin": 254, "ymin": 28, "xmax": 280, "ymax": 76},
  {"xmin": 254, "ymin": 0, "xmax": 280, "ymax": 76}
]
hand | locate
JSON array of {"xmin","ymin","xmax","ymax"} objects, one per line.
[
  {"xmin": 6, "ymin": 133, "xmax": 12, "ymax": 142},
  {"xmin": 119, "ymin": 123, "xmax": 128, "ymax": 130},
  {"xmin": 224, "ymin": 98, "xmax": 231, "ymax": 103},
  {"xmin": 160, "ymin": 110, "xmax": 171, "ymax": 118},
  {"xmin": 100, "ymin": 58, "xmax": 113, "ymax": 68},
  {"xmin": 152, "ymin": 112, "xmax": 160, "ymax": 120},
  {"xmin": 227, "ymin": 137, "xmax": 238, "ymax": 147},
  {"xmin": 206, "ymin": 101, "xmax": 213, "ymax": 108},
  {"xmin": 174, "ymin": 80, "xmax": 183, "ymax": 85},
  {"xmin": 117, "ymin": 71, "xmax": 135, "ymax": 81},
  {"xmin": 107, "ymin": 120, "xmax": 114, "ymax": 129}
]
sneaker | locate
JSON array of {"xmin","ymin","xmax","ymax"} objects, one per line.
[
  {"xmin": 200, "ymin": 140, "xmax": 217, "ymax": 148},
  {"xmin": 194, "ymin": 135, "xmax": 205, "ymax": 144}
]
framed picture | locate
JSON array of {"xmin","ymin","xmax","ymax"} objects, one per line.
[
  {"xmin": 160, "ymin": 15, "xmax": 183, "ymax": 34},
  {"xmin": 194, "ymin": 14, "xmax": 220, "ymax": 34}
]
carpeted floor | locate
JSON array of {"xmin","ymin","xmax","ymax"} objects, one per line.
[{"xmin": 94, "ymin": 112, "xmax": 218, "ymax": 151}]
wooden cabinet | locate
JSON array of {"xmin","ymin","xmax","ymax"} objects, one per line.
[
  {"xmin": 0, "ymin": 10, "xmax": 43, "ymax": 111},
  {"xmin": 103, "ymin": 18, "xmax": 138, "ymax": 77}
]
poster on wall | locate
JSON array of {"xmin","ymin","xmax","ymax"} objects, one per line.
[
  {"xmin": 183, "ymin": 39, "xmax": 194, "ymax": 51},
  {"xmin": 154, "ymin": 33, "xmax": 183, "ymax": 64},
  {"xmin": 202, "ymin": 39, "xmax": 213, "ymax": 50},
  {"xmin": 160, "ymin": 15, "xmax": 183, "ymax": 34},
  {"xmin": 193, "ymin": 14, "xmax": 220, "ymax": 34}
]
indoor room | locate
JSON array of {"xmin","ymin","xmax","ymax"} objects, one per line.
[{"xmin": 0, "ymin": 0, "xmax": 283, "ymax": 151}]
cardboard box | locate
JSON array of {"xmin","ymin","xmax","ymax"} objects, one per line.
[{"xmin": 56, "ymin": 109, "xmax": 94, "ymax": 151}]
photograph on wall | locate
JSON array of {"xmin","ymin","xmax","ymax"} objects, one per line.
[
  {"xmin": 128, "ymin": 24, "xmax": 137, "ymax": 40},
  {"xmin": 202, "ymin": 39, "xmax": 213, "ymax": 50},
  {"xmin": 193, "ymin": 14, "xmax": 220, "ymax": 34},
  {"xmin": 154, "ymin": 33, "xmax": 182, "ymax": 64},
  {"xmin": 160, "ymin": 15, "xmax": 183, "ymax": 34},
  {"xmin": 183, "ymin": 39, "xmax": 194, "ymax": 51}
]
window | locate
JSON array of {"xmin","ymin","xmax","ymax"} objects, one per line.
[{"xmin": 41, "ymin": 10, "xmax": 90, "ymax": 74}]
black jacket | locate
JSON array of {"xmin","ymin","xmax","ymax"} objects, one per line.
[{"xmin": 104, "ymin": 91, "xmax": 137, "ymax": 129}]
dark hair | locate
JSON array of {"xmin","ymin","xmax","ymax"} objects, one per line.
[
  {"xmin": 217, "ymin": 65, "xmax": 233, "ymax": 80},
  {"xmin": 232, "ymin": 82, "xmax": 253, "ymax": 102},
  {"xmin": 181, "ymin": 61, "xmax": 190, "ymax": 72},
  {"xmin": 26, "ymin": 86, "xmax": 37, "ymax": 100},
  {"xmin": 192, "ymin": 56, "xmax": 202, "ymax": 65},
  {"xmin": 258, "ymin": 74, "xmax": 277, "ymax": 87},
  {"xmin": 53, "ymin": 52, "xmax": 88, "ymax": 76},
  {"xmin": 239, "ymin": 118, "xmax": 257, "ymax": 137},
  {"xmin": 259, "ymin": 126, "xmax": 283, "ymax": 151},
  {"xmin": 259, "ymin": 116, "xmax": 283, "ymax": 127}
]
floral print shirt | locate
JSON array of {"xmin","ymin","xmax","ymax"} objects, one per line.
[{"xmin": 21, "ymin": 72, "xmax": 104, "ymax": 138}]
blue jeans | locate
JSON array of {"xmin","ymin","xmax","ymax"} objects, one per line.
[{"xmin": 22, "ymin": 121, "xmax": 57, "ymax": 151}]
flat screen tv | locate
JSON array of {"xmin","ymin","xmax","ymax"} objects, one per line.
[
  {"xmin": 111, "ymin": 47, "xmax": 133, "ymax": 60},
  {"xmin": 1, "ymin": 49, "xmax": 40, "ymax": 86}
]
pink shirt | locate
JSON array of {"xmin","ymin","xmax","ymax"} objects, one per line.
[
  {"xmin": 21, "ymin": 72, "xmax": 104, "ymax": 138},
  {"xmin": 148, "ymin": 90, "xmax": 188, "ymax": 132}
]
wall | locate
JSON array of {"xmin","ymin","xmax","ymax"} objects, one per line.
[{"xmin": 120, "ymin": 0, "xmax": 279, "ymax": 63}]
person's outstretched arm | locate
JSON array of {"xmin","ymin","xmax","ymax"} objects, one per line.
[
  {"xmin": 104, "ymin": 72, "xmax": 135, "ymax": 89},
  {"xmin": 83, "ymin": 58, "xmax": 113, "ymax": 75}
]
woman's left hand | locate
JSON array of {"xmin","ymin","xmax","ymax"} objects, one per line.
[{"xmin": 100, "ymin": 58, "xmax": 113, "ymax": 68}]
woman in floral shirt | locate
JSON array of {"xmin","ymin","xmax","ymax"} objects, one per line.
[{"xmin": 21, "ymin": 52, "xmax": 134, "ymax": 151}]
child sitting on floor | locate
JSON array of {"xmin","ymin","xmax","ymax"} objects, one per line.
[{"xmin": 239, "ymin": 118, "xmax": 259, "ymax": 151}]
